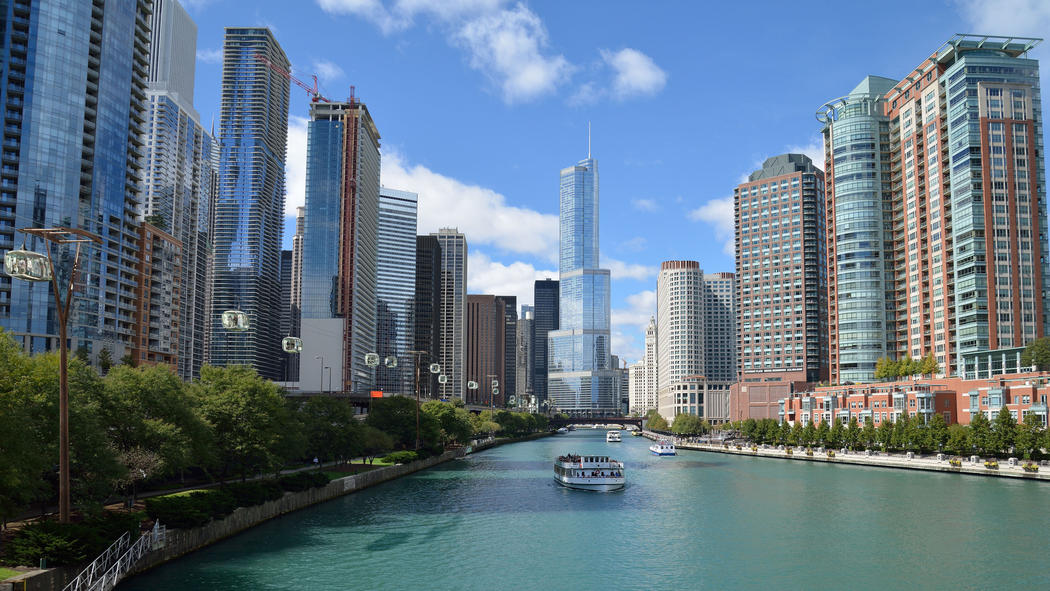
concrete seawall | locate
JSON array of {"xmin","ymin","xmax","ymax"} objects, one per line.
[
  {"xmin": 642, "ymin": 431, "xmax": 1050, "ymax": 481},
  {"xmin": 1, "ymin": 432, "xmax": 549, "ymax": 591}
]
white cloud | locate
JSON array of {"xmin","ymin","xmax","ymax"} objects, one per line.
[
  {"xmin": 601, "ymin": 48, "xmax": 667, "ymax": 99},
  {"xmin": 312, "ymin": 60, "xmax": 345, "ymax": 83},
  {"xmin": 605, "ymin": 258, "xmax": 657, "ymax": 281},
  {"xmin": 467, "ymin": 251, "xmax": 556, "ymax": 308},
  {"xmin": 319, "ymin": 0, "xmax": 570, "ymax": 103},
  {"xmin": 196, "ymin": 48, "xmax": 222, "ymax": 64},
  {"xmin": 956, "ymin": 1, "xmax": 1050, "ymax": 39},
  {"xmin": 620, "ymin": 237, "xmax": 646, "ymax": 252},
  {"xmin": 786, "ymin": 137, "xmax": 825, "ymax": 169},
  {"xmin": 688, "ymin": 196, "xmax": 734, "ymax": 256},
  {"xmin": 631, "ymin": 198, "xmax": 658, "ymax": 212},
  {"xmin": 611, "ymin": 289, "xmax": 656, "ymax": 364},
  {"xmin": 284, "ymin": 116, "xmax": 309, "ymax": 216},
  {"xmin": 611, "ymin": 329, "xmax": 642, "ymax": 366},
  {"xmin": 453, "ymin": 4, "xmax": 573, "ymax": 103},
  {"xmin": 382, "ymin": 149, "xmax": 559, "ymax": 260}
]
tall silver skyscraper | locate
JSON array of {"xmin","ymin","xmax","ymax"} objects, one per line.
[
  {"xmin": 209, "ymin": 27, "xmax": 289, "ymax": 379},
  {"xmin": 144, "ymin": 0, "xmax": 218, "ymax": 379},
  {"xmin": 433, "ymin": 228, "xmax": 467, "ymax": 399},
  {"xmin": 376, "ymin": 188, "xmax": 418, "ymax": 395},
  {"xmin": 300, "ymin": 100, "xmax": 380, "ymax": 393},
  {"xmin": 516, "ymin": 305, "xmax": 534, "ymax": 401},
  {"xmin": 547, "ymin": 156, "xmax": 618, "ymax": 416}
]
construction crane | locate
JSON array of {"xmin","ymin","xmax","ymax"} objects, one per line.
[{"xmin": 253, "ymin": 52, "xmax": 330, "ymax": 103}]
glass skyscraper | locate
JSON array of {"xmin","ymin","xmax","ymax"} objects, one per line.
[
  {"xmin": 209, "ymin": 27, "xmax": 289, "ymax": 380},
  {"xmin": 532, "ymin": 278, "xmax": 558, "ymax": 403},
  {"xmin": 0, "ymin": 0, "xmax": 150, "ymax": 359},
  {"xmin": 434, "ymin": 229, "xmax": 466, "ymax": 399},
  {"xmin": 547, "ymin": 157, "xmax": 619, "ymax": 416},
  {"xmin": 144, "ymin": 0, "xmax": 217, "ymax": 379},
  {"xmin": 300, "ymin": 100, "xmax": 380, "ymax": 393},
  {"xmin": 376, "ymin": 188, "xmax": 417, "ymax": 396}
]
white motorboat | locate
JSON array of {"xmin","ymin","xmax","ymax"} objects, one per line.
[
  {"xmin": 649, "ymin": 440, "xmax": 676, "ymax": 456},
  {"xmin": 553, "ymin": 454, "xmax": 625, "ymax": 492},
  {"xmin": 606, "ymin": 430, "xmax": 621, "ymax": 443},
  {"xmin": 556, "ymin": 427, "xmax": 569, "ymax": 434}
]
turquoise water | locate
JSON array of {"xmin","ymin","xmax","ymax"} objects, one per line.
[{"xmin": 121, "ymin": 430, "xmax": 1050, "ymax": 590}]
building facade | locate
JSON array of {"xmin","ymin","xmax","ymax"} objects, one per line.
[
  {"xmin": 133, "ymin": 223, "xmax": 181, "ymax": 369},
  {"xmin": 300, "ymin": 99, "xmax": 381, "ymax": 393},
  {"xmin": 376, "ymin": 188, "xmax": 417, "ymax": 396},
  {"xmin": 533, "ymin": 279, "xmax": 559, "ymax": 403},
  {"xmin": 414, "ymin": 235, "xmax": 442, "ymax": 398},
  {"xmin": 0, "ymin": 0, "xmax": 151, "ymax": 361},
  {"xmin": 703, "ymin": 272, "xmax": 736, "ymax": 383},
  {"xmin": 209, "ymin": 27, "xmax": 290, "ymax": 379},
  {"xmin": 656, "ymin": 261, "xmax": 704, "ymax": 420},
  {"xmin": 817, "ymin": 36, "xmax": 1048, "ymax": 383},
  {"xmin": 547, "ymin": 157, "xmax": 619, "ymax": 416},
  {"xmin": 465, "ymin": 294, "xmax": 507, "ymax": 407},
  {"xmin": 434, "ymin": 229, "xmax": 467, "ymax": 399},
  {"xmin": 735, "ymin": 154, "xmax": 827, "ymax": 385},
  {"xmin": 144, "ymin": 0, "xmax": 217, "ymax": 379},
  {"xmin": 628, "ymin": 317, "xmax": 658, "ymax": 415},
  {"xmin": 516, "ymin": 305, "xmax": 534, "ymax": 403}
]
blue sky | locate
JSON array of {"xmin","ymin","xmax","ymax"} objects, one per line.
[{"xmin": 181, "ymin": 0, "xmax": 1049, "ymax": 363}]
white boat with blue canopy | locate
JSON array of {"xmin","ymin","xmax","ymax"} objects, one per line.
[{"xmin": 553, "ymin": 454, "xmax": 625, "ymax": 492}]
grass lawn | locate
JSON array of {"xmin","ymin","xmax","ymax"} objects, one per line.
[{"xmin": 0, "ymin": 567, "xmax": 21, "ymax": 581}]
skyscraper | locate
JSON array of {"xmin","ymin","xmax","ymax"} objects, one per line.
[
  {"xmin": 300, "ymin": 99, "xmax": 380, "ymax": 393},
  {"xmin": 210, "ymin": 27, "xmax": 289, "ymax": 379},
  {"xmin": 656, "ymin": 261, "xmax": 704, "ymax": 419},
  {"xmin": 0, "ymin": 0, "xmax": 151, "ymax": 360},
  {"xmin": 376, "ymin": 188, "xmax": 417, "ymax": 396},
  {"xmin": 414, "ymin": 235, "xmax": 442, "ymax": 397},
  {"xmin": 133, "ymin": 223, "xmax": 181, "ymax": 369},
  {"xmin": 628, "ymin": 317, "xmax": 658, "ymax": 415},
  {"xmin": 499, "ymin": 295, "xmax": 517, "ymax": 401},
  {"xmin": 145, "ymin": 0, "xmax": 218, "ymax": 379},
  {"xmin": 547, "ymin": 156, "xmax": 618, "ymax": 416},
  {"xmin": 279, "ymin": 248, "xmax": 295, "ymax": 382},
  {"xmin": 516, "ymin": 305, "xmax": 534, "ymax": 402},
  {"xmin": 735, "ymin": 154, "xmax": 827, "ymax": 384},
  {"xmin": 533, "ymin": 279, "xmax": 559, "ymax": 404},
  {"xmin": 434, "ymin": 229, "xmax": 467, "ymax": 399},
  {"xmin": 818, "ymin": 35, "xmax": 1048, "ymax": 382},
  {"xmin": 465, "ymin": 294, "xmax": 507, "ymax": 407},
  {"xmin": 703, "ymin": 272, "xmax": 737, "ymax": 383}
]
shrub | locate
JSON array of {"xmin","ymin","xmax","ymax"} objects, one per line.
[
  {"xmin": 222, "ymin": 480, "xmax": 284, "ymax": 507},
  {"xmin": 145, "ymin": 489, "xmax": 235, "ymax": 529},
  {"xmin": 984, "ymin": 460, "xmax": 999, "ymax": 469},
  {"xmin": 382, "ymin": 451, "xmax": 419, "ymax": 464},
  {"xmin": 277, "ymin": 471, "xmax": 332, "ymax": 492},
  {"xmin": 3, "ymin": 512, "xmax": 143, "ymax": 567},
  {"xmin": 1023, "ymin": 462, "xmax": 1039, "ymax": 473},
  {"xmin": 949, "ymin": 458, "xmax": 962, "ymax": 467}
]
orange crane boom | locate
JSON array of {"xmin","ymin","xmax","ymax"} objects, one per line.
[{"xmin": 253, "ymin": 52, "xmax": 330, "ymax": 103}]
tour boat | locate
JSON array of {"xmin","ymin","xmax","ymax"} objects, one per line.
[
  {"xmin": 553, "ymin": 454, "xmax": 626, "ymax": 492},
  {"xmin": 556, "ymin": 427, "xmax": 569, "ymax": 434},
  {"xmin": 606, "ymin": 430, "xmax": 621, "ymax": 443},
  {"xmin": 631, "ymin": 430, "xmax": 642, "ymax": 437},
  {"xmin": 649, "ymin": 440, "xmax": 676, "ymax": 456}
]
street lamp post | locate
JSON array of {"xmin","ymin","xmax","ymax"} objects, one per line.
[
  {"xmin": 4, "ymin": 227, "xmax": 101, "ymax": 523},
  {"xmin": 405, "ymin": 351, "xmax": 434, "ymax": 450}
]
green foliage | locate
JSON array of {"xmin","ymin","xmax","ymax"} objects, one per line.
[
  {"xmin": 145, "ymin": 489, "xmax": 236, "ymax": 529},
  {"xmin": 969, "ymin": 412, "xmax": 993, "ymax": 455},
  {"xmin": 193, "ymin": 365, "xmax": 293, "ymax": 479},
  {"xmin": 928, "ymin": 413, "xmax": 949, "ymax": 451},
  {"xmin": 946, "ymin": 424, "xmax": 971, "ymax": 456},
  {"xmin": 787, "ymin": 421, "xmax": 802, "ymax": 446},
  {"xmin": 382, "ymin": 451, "xmax": 419, "ymax": 464},
  {"xmin": 222, "ymin": 480, "xmax": 284, "ymax": 507},
  {"xmin": 992, "ymin": 407, "xmax": 1016, "ymax": 455},
  {"xmin": 671, "ymin": 413, "xmax": 703, "ymax": 435},
  {"xmin": 359, "ymin": 425, "xmax": 394, "ymax": 463},
  {"xmin": 861, "ymin": 420, "xmax": 876, "ymax": 450},
  {"xmin": 876, "ymin": 419, "xmax": 893, "ymax": 451},
  {"xmin": 845, "ymin": 417, "xmax": 861, "ymax": 450},
  {"xmin": 920, "ymin": 353, "xmax": 940, "ymax": 377},
  {"xmin": 365, "ymin": 395, "xmax": 441, "ymax": 451},
  {"xmin": 645, "ymin": 410, "xmax": 668, "ymax": 431},
  {"xmin": 422, "ymin": 400, "xmax": 474, "ymax": 445},
  {"xmin": 277, "ymin": 471, "xmax": 332, "ymax": 492},
  {"xmin": 827, "ymin": 421, "xmax": 844, "ymax": 449},
  {"xmin": 815, "ymin": 420, "xmax": 830, "ymax": 447},
  {"xmin": 801, "ymin": 420, "xmax": 817, "ymax": 448},
  {"xmin": 777, "ymin": 420, "xmax": 790, "ymax": 445},
  {"xmin": 296, "ymin": 397, "xmax": 363, "ymax": 463},
  {"xmin": 3, "ymin": 512, "xmax": 142, "ymax": 567},
  {"xmin": 1021, "ymin": 337, "xmax": 1050, "ymax": 372},
  {"xmin": 97, "ymin": 348, "xmax": 112, "ymax": 375},
  {"xmin": 1015, "ymin": 413, "xmax": 1044, "ymax": 460}
]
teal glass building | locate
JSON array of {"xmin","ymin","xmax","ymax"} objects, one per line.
[{"xmin": 547, "ymin": 157, "xmax": 619, "ymax": 416}]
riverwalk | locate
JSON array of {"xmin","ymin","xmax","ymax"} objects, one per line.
[{"xmin": 641, "ymin": 431, "xmax": 1050, "ymax": 481}]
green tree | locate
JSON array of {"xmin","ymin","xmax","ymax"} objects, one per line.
[
  {"xmin": 828, "ymin": 421, "xmax": 844, "ymax": 449},
  {"xmin": 671, "ymin": 413, "xmax": 703, "ymax": 435},
  {"xmin": 946, "ymin": 424, "xmax": 971, "ymax": 456},
  {"xmin": 928, "ymin": 413, "xmax": 949, "ymax": 451},
  {"xmin": 742, "ymin": 418, "xmax": 758, "ymax": 441},
  {"xmin": 876, "ymin": 419, "xmax": 893, "ymax": 451},
  {"xmin": 920, "ymin": 353, "xmax": 940, "ymax": 377},
  {"xmin": 777, "ymin": 420, "xmax": 791, "ymax": 445},
  {"xmin": 787, "ymin": 421, "xmax": 802, "ymax": 446},
  {"xmin": 891, "ymin": 416, "xmax": 908, "ymax": 450},
  {"xmin": 1014, "ymin": 413, "xmax": 1043, "ymax": 460},
  {"xmin": 297, "ymin": 396, "xmax": 363, "ymax": 463},
  {"xmin": 874, "ymin": 357, "xmax": 888, "ymax": 381},
  {"xmin": 815, "ymin": 420, "xmax": 830, "ymax": 447},
  {"xmin": 861, "ymin": 420, "xmax": 876, "ymax": 450},
  {"xmin": 359, "ymin": 425, "xmax": 394, "ymax": 463},
  {"xmin": 844, "ymin": 417, "xmax": 861, "ymax": 450},
  {"xmin": 0, "ymin": 329, "xmax": 50, "ymax": 523},
  {"xmin": 422, "ymin": 400, "xmax": 474, "ymax": 446},
  {"xmin": 1021, "ymin": 337, "xmax": 1050, "ymax": 371},
  {"xmin": 969, "ymin": 412, "xmax": 993, "ymax": 456},
  {"xmin": 120, "ymin": 354, "xmax": 136, "ymax": 368},
  {"xmin": 365, "ymin": 395, "xmax": 441, "ymax": 451},
  {"xmin": 991, "ymin": 407, "xmax": 1016, "ymax": 456},
  {"xmin": 802, "ymin": 420, "xmax": 817, "ymax": 447},
  {"xmin": 897, "ymin": 355, "xmax": 914, "ymax": 378},
  {"xmin": 645, "ymin": 410, "xmax": 668, "ymax": 431},
  {"xmin": 97, "ymin": 348, "xmax": 112, "ymax": 375},
  {"xmin": 193, "ymin": 365, "xmax": 293, "ymax": 479}
]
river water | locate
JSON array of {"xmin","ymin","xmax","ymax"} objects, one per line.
[{"xmin": 121, "ymin": 429, "xmax": 1050, "ymax": 590}]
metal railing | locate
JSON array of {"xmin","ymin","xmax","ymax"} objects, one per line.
[{"xmin": 62, "ymin": 522, "xmax": 165, "ymax": 591}]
